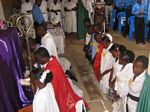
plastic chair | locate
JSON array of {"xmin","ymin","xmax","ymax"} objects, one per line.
[
  {"xmin": 144, "ymin": 16, "xmax": 149, "ymax": 40},
  {"xmin": 110, "ymin": 9, "xmax": 116, "ymax": 29},
  {"xmin": 117, "ymin": 12, "xmax": 126, "ymax": 33},
  {"xmin": 128, "ymin": 16, "xmax": 135, "ymax": 41}
]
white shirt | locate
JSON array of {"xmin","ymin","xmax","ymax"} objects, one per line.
[
  {"xmin": 115, "ymin": 63, "xmax": 134, "ymax": 98},
  {"xmin": 21, "ymin": 2, "xmax": 33, "ymax": 14},
  {"xmin": 40, "ymin": 0, "xmax": 48, "ymax": 13},
  {"xmin": 41, "ymin": 32, "xmax": 59, "ymax": 60},
  {"xmin": 127, "ymin": 71, "xmax": 146, "ymax": 112},
  {"xmin": 33, "ymin": 83, "xmax": 60, "ymax": 112}
]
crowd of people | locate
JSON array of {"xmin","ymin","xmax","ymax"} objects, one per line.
[
  {"xmin": 83, "ymin": 15, "xmax": 150, "ymax": 112},
  {"xmin": 19, "ymin": 0, "xmax": 150, "ymax": 111}
]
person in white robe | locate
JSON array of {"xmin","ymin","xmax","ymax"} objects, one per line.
[
  {"xmin": 127, "ymin": 56, "xmax": 149, "ymax": 112},
  {"xmin": 48, "ymin": 0, "xmax": 62, "ymax": 26},
  {"xmin": 40, "ymin": 0, "xmax": 48, "ymax": 21},
  {"xmin": 64, "ymin": 0, "xmax": 77, "ymax": 33},
  {"xmin": 99, "ymin": 34, "xmax": 114, "ymax": 93},
  {"xmin": 21, "ymin": 0, "xmax": 33, "ymax": 28},
  {"xmin": 112, "ymin": 50, "xmax": 135, "ymax": 112},
  {"xmin": 31, "ymin": 70, "xmax": 60, "ymax": 112}
]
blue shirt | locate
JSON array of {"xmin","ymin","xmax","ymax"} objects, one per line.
[
  {"xmin": 32, "ymin": 4, "xmax": 44, "ymax": 24},
  {"xmin": 132, "ymin": 2, "xmax": 147, "ymax": 17},
  {"xmin": 125, "ymin": 0, "xmax": 136, "ymax": 7},
  {"xmin": 148, "ymin": 3, "xmax": 150, "ymax": 20},
  {"xmin": 115, "ymin": 0, "xmax": 126, "ymax": 8}
]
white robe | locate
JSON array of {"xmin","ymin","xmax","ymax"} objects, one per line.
[
  {"xmin": 64, "ymin": 1, "xmax": 77, "ymax": 33},
  {"xmin": 33, "ymin": 83, "xmax": 60, "ymax": 112},
  {"xmin": 41, "ymin": 32, "xmax": 59, "ymax": 60},
  {"xmin": 21, "ymin": 2, "xmax": 33, "ymax": 28},
  {"xmin": 49, "ymin": 3, "xmax": 62, "ymax": 25},
  {"xmin": 127, "ymin": 71, "xmax": 146, "ymax": 112},
  {"xmin": 100, "ymin": 43, "xmax": 114, "ymax": 93},
  {"xmin": 40, "ymin": 0, "xmax": 48, "ymax": 21},
  {"xmin": 112, "ymin": 63, "xmax": 134, "ymax": 112}
]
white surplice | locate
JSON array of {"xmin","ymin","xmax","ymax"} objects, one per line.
[
  {"xmin": 100, "ymin": 43, "xmax": 114, "ymax": 93},
  {"xmin": 33, "ymin": 83, "xmax": 60, "ymax": 112},
  {"xmin": 127, "ymin": 71, "xmax": 146, "ymax": 112},
  {"xmin": 41, "ymin": 32, "xmax": 59, "ymax": 60}
]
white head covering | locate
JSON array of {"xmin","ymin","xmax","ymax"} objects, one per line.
[
  {"xmin": 106, "ymin": 33, "xmax": 113, "ymax": 42},
  {"xmin": 39, "ymin": 70, "xmax": 50, "ymax": 83}
]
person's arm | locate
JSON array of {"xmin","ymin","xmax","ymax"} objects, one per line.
[{"xmin": 132, "ymin": 4, "xmax": 139, "ymax": 15}]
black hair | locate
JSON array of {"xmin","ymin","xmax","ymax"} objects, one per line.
[
  {"xmin": 102, "ymin": 35, "xmax": 111, "ymax": 43},
  {"xmin": 35, "ymin": 47, "xmax": 50, "ymax": 58},
  {"xmin": 31, "ymin": 69, "xmax": 53, "ymax": 84},
  {"xmin": 34, "ymin": 22, "xmax": 46, "ymax": 30},
  {"xmin": 109, "ymin": 43, "xmax": 120, "ymax": 52},
  {"xmin": 119, "ymin": 45, "xmax": 126, "ymax": 55},
  {"xmin": 135, "ymin": 55, "xmax": 149, "ymax": 69},
  {"xmin": 126, "ymin": 50, "xmax": 135, "ymax": 63}
]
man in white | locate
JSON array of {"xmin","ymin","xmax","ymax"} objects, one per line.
[
  {"xmin": 127, "ymin": 56, "xmax": 148, "ymax": 112},
  {"xmin": 40, "ymin": 0, "xmax": 48, "ymax": 21},
  {"xmin": 64, "ymin": 0, "xmax": 77, "ymax": 33},
  {"xmin": 35, "ymin": 23, "xmax": 59, "ymax": 60},
  {"xmin": 21, "ymin": 0, "xmax": 33, "ymax": 28}
]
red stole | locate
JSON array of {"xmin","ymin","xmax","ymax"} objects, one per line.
[
  {"xmin": 93, "ymin": 43, "xmax": 103, "ymax": 81},
  {"xmin": 45, "ymin": 56, "xmax": 89, "ymax": 112}
]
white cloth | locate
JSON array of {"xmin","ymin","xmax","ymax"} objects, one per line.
[
  {"xmin": 75, "ymin": 100, "xmax": 86, "ymax": 112},
  {"xmin": 49, "ymin": 3, "xmax": 62, "ymax": 25},
  {"xmin": 85, "ymin": 32, "xmax": 91, "ymax": 45},
  {"xmin": 64, "ymin": 1, "xmax": 77, "ymax": 33},
  {"xmin": 41, "ymin": 32, "xmax": 59, "ymax": 60},
  {"xmin": 115, "ymin": 63, "xmax": 134, "ymax": 98},
  {"xmin": 100, "ymin": 43, "xmax": 114, "ymax": 93},
  {"xmin": 21, "ymin": 2, "xmax": 33, "ymax": 28},
  {"xmin": 59, "ymin": 57, "xmax": 71, "ymax": 72},
  {"xmin": 40, "ymin": 0, "xmax": 48, "ymax": 21},
  {"xmin": 33, "ymin": 83, "xmax": 60, "ymax": 112},
  {"xmin": 127, "ymin": 71, "xmax": 146, "ymax": 112}
]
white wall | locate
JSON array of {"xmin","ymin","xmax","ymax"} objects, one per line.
[{"xmin": 0, "ymin": 0, "xmax": 5, "ymax": 20}]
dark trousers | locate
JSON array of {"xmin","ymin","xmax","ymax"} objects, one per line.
[{"xmin": 134, "ymin": 17, "xmax": 145, "ymax": 44}]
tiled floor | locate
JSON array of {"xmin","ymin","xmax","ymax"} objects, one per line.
[{"xmin": 61, "ymin": 31, "xmax": 150, "ymax": 112}]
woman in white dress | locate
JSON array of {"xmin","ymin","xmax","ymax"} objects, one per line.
[
  {"xmin": 48, "ymin": 0, "xmax": 62, "ymax": 26},
  {"xmin": 64, "ymin": 0, "xmax": 77, "ymax": 33},
  {"xmin": 31, "ymin": 69, "xmax": 60, "ymax": 112}
]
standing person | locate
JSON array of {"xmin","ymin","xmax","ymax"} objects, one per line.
[
  {"xmin": 48, "ymin": 0, "xmax": 62, "ymax": 26},
  {"xmin": 21, "ymin": 0, "xmax": 33, "ymax": 28},
  {"xmin": 127, "ymin": 55, "xmax": 149, "ymax": 112},
  {"xmin": 94, "ymin": 0, "xmax": 105, "ymax": 32},
  {"xmin": 112, "ymin": 50, "xmax": 135, "ymax": 112},
  {"xmin": 31, "ymin": 70, "xmax": 60, "ymax": 112},
  {"xmin": 35, "ymin": 47, "xmax": 89, "ymax": 112},
  {"xmin": 99, "ymin": 34, "xmax": 114, "ymax": 93},
  {"xmin": 35, "ymin": 23, "xmax": 59, "ymax": 60},
  {"xmin": 132, "ymin": 0, "xmax": 147, "ymax": 45},
  {"xmin": 64, "ymin": 0, "xmax": 77, "ymax": 33},
  {"xmin": 104, "ymin": 0, "xmax": 113, "ymax": 25},
  {"xmin": 32, "ymin": 0, "xmax": 45, "ymax": 24},
  {"xmin": 77, "ymin": 0, "xmax": 88, "ymax": 39},
  {"xmin": 147, "ymin": 2, "xmax": 150, "ymax": 42},
  {"xmin": 40, "ymin": 0, "xmax": 48, "ymax": 22}
]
